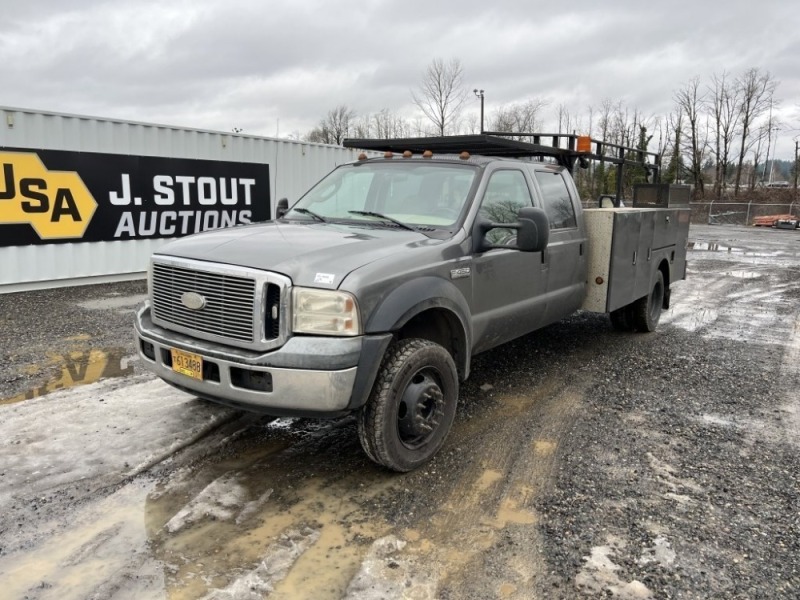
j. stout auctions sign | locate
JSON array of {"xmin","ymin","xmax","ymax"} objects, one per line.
[{"xmin": 0, "ymin": 148, "xmax": 270, "ymax": 247}]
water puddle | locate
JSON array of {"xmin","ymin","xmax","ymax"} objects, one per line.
[
  {"xmin": 533, "ymin": 440, "xmax": 556, "ymax": 456},
  {"xmin": 476, "ymin": 468, "xmax": 503, "ymax": 491},
  {"xmin": 0, "ymin": 483, "xmax": 165, "ymax": 600},
  {"xmin": 688, "ymin": 241, "xmax": 784, "ymax": 257},
  {"xmin": 725, "ymin": 270, "xmax": 763, "ymax": 279},
  {"xmin": 1, "ymin": 347, "xmax": 135, "ymax": 405},
  {"xmin": 0, "ymin": 428, "xmax": 399, "ymax": 600},
  {"xmin": 699, "ymin": 414, "xmax": 736, "ymax": 428},
  {"xmin": 490, "ymin": 496, "xmax": 537, "ymax": 527},
  {"xmin": 144, "ymin": 444, "xmax": 398, "ymax": 600}
]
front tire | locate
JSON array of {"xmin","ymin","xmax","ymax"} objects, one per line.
[{"xmin": 357, "ymin": 338, "xmax": 458, "ymax": 472}]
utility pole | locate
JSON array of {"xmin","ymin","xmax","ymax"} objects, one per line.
[{"xmin": 473, "ymin": 89, "xmax": 485, "ymax": 134}]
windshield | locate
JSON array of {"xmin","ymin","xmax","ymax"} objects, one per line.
[{"xmin": 286, "ymin": 161, "xmax": 477, "ymax": 228}]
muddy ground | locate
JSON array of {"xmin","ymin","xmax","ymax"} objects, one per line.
[{"xmin": 0, "ymin": 224, "xmax": 798, "ymax": 599}]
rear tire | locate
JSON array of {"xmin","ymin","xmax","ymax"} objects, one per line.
[
  {"xmin": 357, "ymin": 338, "xmax": 458, "ymax": 472},
  {"xmin": 631, "ymin": 270, "xmax": 665, "ymax": 333},
  {"xmin": 609, "ymin": 305, "xmax": 634, "ymax": 332}
]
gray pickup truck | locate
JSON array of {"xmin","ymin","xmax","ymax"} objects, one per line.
[{"xmin": 135, "ymin": 134, "xmax": 689, "ymax": 471}]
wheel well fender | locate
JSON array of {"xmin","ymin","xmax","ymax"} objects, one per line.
[{"xmin": 365, "ymin": 277, "xmax": 472, "ymax": 379}]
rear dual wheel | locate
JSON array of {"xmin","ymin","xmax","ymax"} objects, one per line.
[
  {"xmin": 609, "ymin": 305, "xmax": 634, "ymax": 332},
  {"xmin": 609, "ymin": 270, "xmax": 665, "ymax": 333},
  {"xmin": 632, "ymin": 270, "xmax": 665, "ymax": 332}
]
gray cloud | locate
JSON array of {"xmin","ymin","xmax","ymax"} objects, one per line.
[{"xmin": 1, "ymin": 0, "xmax": 798, "ymax": 156}]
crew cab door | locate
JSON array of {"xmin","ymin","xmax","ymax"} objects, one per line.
[
  {"xmin": 529, "ymin": 166, "xmax": 587, "ymax": 326},
  {"xmin": 470, "ymin": 168, "xmax": 547, "ymax": 353}
]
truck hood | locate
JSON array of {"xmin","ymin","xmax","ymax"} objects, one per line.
[{"xmin": 154, "ymin": 221, "xmax": 434, "ymax": 288}]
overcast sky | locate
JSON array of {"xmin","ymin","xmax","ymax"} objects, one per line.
[{"xmin": 2, "ymin": 0, "xmax": 799, "ymax": 158}]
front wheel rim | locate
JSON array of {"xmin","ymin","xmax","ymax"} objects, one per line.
[{"xmin": 396, "ymin": 368, "xmax": 445, "ymax": 450}]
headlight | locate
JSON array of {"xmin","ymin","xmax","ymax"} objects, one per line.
[{"xmin": 292, "ymin": 288, "xmax": 360, "ymax": 336}]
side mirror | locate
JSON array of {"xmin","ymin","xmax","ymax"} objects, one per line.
[
  {"xmin": 474, "ymin": 207, "xmax": 549, "ymax": 253},
  {"xmin": 515, "ymin": 207, "xmax": 549, "ymax": 253},
  {"xmin": 276, "ymin": 198, "xmax": 289, "ymax": 219}
]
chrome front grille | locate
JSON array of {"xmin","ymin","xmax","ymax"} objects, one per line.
[
  {"xmin": 152, "ymin": 263, "xmax": 256, "ymax": 342},
  {"xmin": 149, "ymin": 257, "xmax": 292, "ymax": 351}
]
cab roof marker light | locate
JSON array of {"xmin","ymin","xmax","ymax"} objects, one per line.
[{"xmin": 403, "ymin": 150, "xmax": 413, "ymax": 158}]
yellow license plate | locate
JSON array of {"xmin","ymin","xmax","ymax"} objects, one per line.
[{"xmin": 171, "ymin": 348, "xmax": 203, "ymax": 380}]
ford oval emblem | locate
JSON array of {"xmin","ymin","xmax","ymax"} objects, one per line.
[{"xmin": 181, "ymin": 291, "xmax": 206, "ymax": 311}]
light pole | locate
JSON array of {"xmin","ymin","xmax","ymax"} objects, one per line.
[
  {"xmin": 768, "ymin": 126, "xmax": 780, "ymax": 184},
  {"xmin": 762, "ymin": 125, "xmax": 780, "ymax": 184},
  {"xmin": 473, "ymin": 89, "xmax": 485, "ymax": 134},
  {"xmin": 794, "ymin": 136, "xmax": 799, "ymax": 196}
]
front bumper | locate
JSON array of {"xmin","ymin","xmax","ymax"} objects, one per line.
[{"xmin": 135, "ymin": 305, "xmax": 391, "ymax": 416}]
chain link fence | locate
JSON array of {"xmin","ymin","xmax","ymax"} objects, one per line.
[
  {"xmin": 580, "ymin": 196, "xmax": 798, "ymax": 226},
  {"xmin": 690, "ymin": 202, "xmax": 798, "ymax": 225}
]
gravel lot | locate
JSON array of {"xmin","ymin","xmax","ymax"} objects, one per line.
[{"xmin": 0, "ymin": 224, "xmax": 798, "ymax": 599}]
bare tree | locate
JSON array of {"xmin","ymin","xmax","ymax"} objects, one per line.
[
  {"xmin": 611, "ymin": 102, "xmax": 632, "ymax": 147},
  {"xmin": 592, "ymin": 99, "xmax": 617, "ymax": 194},
  {"xmin": 596, "ymin": 99, "xmax": 615, "ymax": 147},
  {"xmin": 748, "ymin": 123, "xmax": 771, "ymax": 189},
  {"xmin": 663, "ymin": 109, "xmax": 685, "ymax": 184},
  {"xmin": 757, "ymin": 102, "xmax": 781, "ymax": 187},
  {"xmin": 463, "ymin": 112, "xmax": 480, "ymax": 134},
  {"xmin": 372, "ymin": 108, "xmax": 411, "ymax": 138},
  {"xmin": 412, "ymin": 58, "xmax": 468, "ymax": 136},
  {"xmin": 351, "ymin": 113, "xmax": 372, "ymax": 138},
  {"xmin": 675, "ymin": 78, "xmax": 708, "ymax": 197},
  {"xmin": 489, "ymin": 99, "xmax": 549, "ymax": 138},
  {"xmin": 733, "ymin": 68, "xmax": 777, "ymax": 195},
  {"xmin": 304, "ymin": 104, "xmax": 356, "ymax": 145},
  {"xmin": 556, "ymin": 103, "xmax": 572, "ymax": 135},
  {"xmin": 707, "ymin": 71, "xmax": 740, "ymax": 197}
]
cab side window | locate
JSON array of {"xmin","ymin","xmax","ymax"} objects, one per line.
[
  {"xmin": 534, "ymin": 171, "xmax": 577, "ymax": 229},
  {"xmin": 478, "ymin": 170, "xmax": 533, "ymax": 245}
]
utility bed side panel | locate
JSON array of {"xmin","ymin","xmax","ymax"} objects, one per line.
[{"xmin": 581, "ymin": 208, "xmax": 690, "ymax": 313}]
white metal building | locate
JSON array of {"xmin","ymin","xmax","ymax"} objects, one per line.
[{"xmin": 0, "ymin": 107, "xmax": 365, "ymax": 293}]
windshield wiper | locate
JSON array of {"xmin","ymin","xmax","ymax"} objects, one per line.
[
  {"xmin": 292, "ymin": 208, "xmax": 327, "ymax": 222},
  {"xmin": 347, "ymin": 210, "xmax": 417, "ymax": 231}
]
